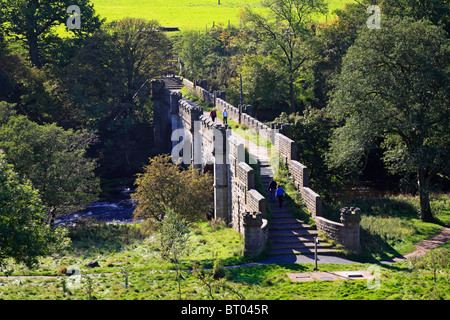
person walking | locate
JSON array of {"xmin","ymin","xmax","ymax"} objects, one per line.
[
  {"xmin": 223, "ymin": 108, "xmax": 228, "ymax": 126},
  {"xmin": 276, "ymin": 185, "xmax": 285, "ymax": 208},
  {"xmin": 210, "ymin": 108, "xmax": 217, "ymax": 122},
  {"xmin": 268, "ymin": 178, "xmax": 277, "ymax": 201}
]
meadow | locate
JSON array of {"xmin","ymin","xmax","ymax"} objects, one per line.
[
  {"xmin": 0, "ymin": 219, "xmax": 448, "ymax": 300},
  {"xmin": 91, "ymin": 0, "xmax": 356, "ymax": 30}
]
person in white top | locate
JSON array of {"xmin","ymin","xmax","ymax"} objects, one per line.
[{"xmin": 223, "ymin": 109, "xmax": 228, "ymax": 126}]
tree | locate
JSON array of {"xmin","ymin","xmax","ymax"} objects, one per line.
[
  {"xmin": 158, "ymin": 206, "xmax": 191, "ymax": 300},
  {"xmin": 62, "ymin": 18, "xmax": 171, "ymax": 179},
  {"xmin": 1, "ymin": 0, "xmax": 103, "ymax": 68},
  {"xmin": 174, "ymin": 30, "xmax": 223, "ymax": 81},
  {"xmin": 0, "ymin": 52, "xmax": 62, "ymax": 124},
  {"xmin": 193, "ymin": 260, "xmax": 245, "ymax": 300},
  {"xmin": 236, "ymin": 53, "xmax": 291, "ymax": 116},
  {"xmin": 327, "ymin": 17, "xmax": 450, "ymax": 222},
  {"xmin": 0, "ymin": 111, "xmax": 100, "ymax": 218},
  {"xmin": 132, "ymin": 154, "xmax": 213, "ymax": 223},
  {"xmin": 381, "ymin": 0, "xmax": 450, "ymax": 35},
  {"xmin": 241, "ymin": 0, "xmax": 328, "ymax": 113},
  {"xmin": 411, "ymin": 248, "xmax": 449, "ymax": 283},
  {"xmin": 0, "ymin": 150, "xmax": 70, "ymax": 270},
  {"xmin": 108, "ymin": 18, "xmax": 172, "ymax": 104},
  {"xmin": 65, "ymin": 18, "xmax": 171, "ymax": 109},
  {"xmin": 313, "ymin": 1, "xmax": 372, "ymax": 108},
  {"xmin": 274, "ymin": 107, "xmax": 349, "ymax": 201}
]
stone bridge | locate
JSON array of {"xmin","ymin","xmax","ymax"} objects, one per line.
[{"xmin": 151, "ymin": 76, "xmax": 361, "ymax": 256}]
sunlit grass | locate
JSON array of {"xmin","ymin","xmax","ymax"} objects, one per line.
[{"xmin": 89, "ymin": 0, "xmax": 356, "ymax": 30}]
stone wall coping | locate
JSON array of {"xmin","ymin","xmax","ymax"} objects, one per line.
[{"xmin": 238, "ymin": 161, "xmax": 253, "ymax": 173}]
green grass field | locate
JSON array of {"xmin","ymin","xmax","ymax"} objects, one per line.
[
  {"xmin": 0, "ymin": 219, "xmax": 448, "ymax": 300},
  {"xmin": 91, "ymin": 0, "xmax": 356, "ymax": 30}
]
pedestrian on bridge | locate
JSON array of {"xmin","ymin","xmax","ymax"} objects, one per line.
[
  {"xmin": 223, "ymin": 108, "xmax": 228, "ymax": 126},
  {"xmin": 210, "ymin": 108, "xmax": 217, "ymax": 122},
  {"xmin": 268, "ymin": 179, "xmax": 277, "ymax": 201},
  {"xmin": 276, "ymin": 185, "xmax": 285, "ymax": 208}
]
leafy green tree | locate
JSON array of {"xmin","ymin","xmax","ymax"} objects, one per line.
[
  {"xmin": 158, "ymin": 206, "xmax": 191, "ymax": 300},
  {"xmin": 193, "ymin": 260, "xmax": 245, "ymax": 300},
  {"xmin": 0, "ymin": 150, "xmax": 70, "ymax": 270},
  {"xmin": 0, "ymin": 52, "xmax": 62, "ymax": 123},
  {"xmin": 0, "ymin": 112, "xmax": 100, "ymax": 218},
  {"xmin": 62, "ymin": 18, "xmax": 171, "ymax": 179},
  {"xmin": 381, "ymin": 0, "xmax": 450, "ymax": 35},
  {"xmin": 411, "ymin": 248, "xmax": 449, "ymax": 283},
  {"xmin": 1, "ymin": 0, "xmax": 103, "ymax": 68},
  {"xmin": 0, "ymin": 12, "xmax": 12, "ymax": 98},
  {"xmin": 174, "ymin": 26, "xmax": 240, "ymax": 92},
  {"xmin": 0, "ymin": 101, "xmax": 16, "ymax": 124},
  {"xmin": 132, "ymin": 154, "xmax": 213, "ymax": 223},
  {"xmin": 241, "ymin": 0, "xmax": 328, "ymax": 113},
  {"xmin": 174, "ymin": 30, "xmax": 223, "ymax": 81},
  {"xmin": 327, "ymin": 17, "xmax": 450, "ymax": 222},
  {"xmin": 313, "ymin": 1, "xmax": 371, "ymax": 108},
  {"xmin": 274, "ymin": 107, "xmax": 349, "ymax": 201},
  {"xmin": 108, "ymin": 18, "xmax": 172, "ymax": 103},
  {"xmin": 65, "ymin": 18, "xmax": 170, "ymax": 108},
  {"xmin": 234, "ymin": 53, "xmax": 290, "ymax": 116}
]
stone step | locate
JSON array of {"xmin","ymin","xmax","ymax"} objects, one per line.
[
  {"xmin": 259, "ymin": 173, "xmax": 273, "ymax": 180},
  {"xmin": 269, "ymin": 223, "xmax": 312, "ymax": 230},
  {"xmin": 260, "ymin": 173, "xmax": 273, "ymax": 178},
  {"xmin": 270, "ymin": 206, "xmax": 291, "ymax": 212},
  {"xmin": 270, "ymin": 241, "xmax": 332, "ymax": 250},
  {"xmin": 270, "ymin": 206, "xmax": 293, "ymax": 211},
  {"xmin": 258, "ymin": 161, "xmax": 271, "ymax": 167},
  {"xmin": 268, "ymin": 248, "xmax": 340, "ymax": 255},
  {"xmin": 271, "ymin": 212, "xmax": 295, "ymax": 219},
  {"xmin": 269, "ymin": 204, "xmax": 290, "ymax": 209},
  {"xmin": 269, "ymin": 229, "xmax": 319, "ymax": 237},
  {"xmin": 270, "ymin": 217, "xmax": 309, "ymax": 225},
  {"xmin": 269, "ymin": 206, "xmax": 290, "ymax": 212},
  {"xmin": 166, "ymin": 85, "xmax": 183, "ymax": 89},
  {"xmin": 270, "ymin": 235, "xmax": 321, "ymax": 243}
]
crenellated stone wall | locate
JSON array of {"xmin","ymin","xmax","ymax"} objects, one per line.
[
  {"xmin": 228, "ymin": 135, "xmax": 268, "ymax": 255},
  {"xmin": 274, "ymin": 133, "xmax": 296, "ymax": 163},
  {"xmin": 315, "ymin": 207, "xmax": 361, "ymax": 253}
]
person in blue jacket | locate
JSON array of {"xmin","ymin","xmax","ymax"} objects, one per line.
[{"xmin": 276, "ymin": 185, "xmax": 285, "ymax": 208}]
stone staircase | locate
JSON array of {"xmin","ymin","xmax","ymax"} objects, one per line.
[
  {"xmin": 258, "ymin": 160, "xmax": 337, "ymax": 255},
  {"xmin": 162, "ymin": 75, "xmax": 183, "ymax": 91}
]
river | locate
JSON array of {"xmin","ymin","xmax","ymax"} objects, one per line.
[{"xmin": 55, "ymin": 188, "xmax": 136, "ymax": 226}]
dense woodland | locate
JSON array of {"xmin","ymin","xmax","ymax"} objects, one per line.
[{"xmin": 0, "ymin": 0, "xmax": 449, "ymax": 267}]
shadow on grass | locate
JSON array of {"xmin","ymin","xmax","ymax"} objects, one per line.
[
  {"xmin": 323, "ymin": 196, "xmax": 420, "ymax": 221},
  {"xmin": 343, "ymin": 229, "xmax": 403, "ymax": 264},
  {"xmin": 226, "ymin": 263, "xmax": 310, "ymax": 286},
  {"xmin": 67, "ymin": 218, "xmax": 146, "ymax": 255},
  {"xmin": 321, "ymin": 196, "xmax": 422, "ymax": 263}
]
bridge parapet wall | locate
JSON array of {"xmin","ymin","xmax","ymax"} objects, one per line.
[
  {"xmin": 315, "ymin": 207, "xmax": 361, "ymax": 253},
  {"xmin": 178, "ymin": 98, "xmax": 203, "ymax": 132},
  {"xmin": 228, "ymin": 135, "xmax": 267, "ymax": 256},
  {"xmin": 183, "ymin": 78, "xmax": 215, "ymax": 105}
]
